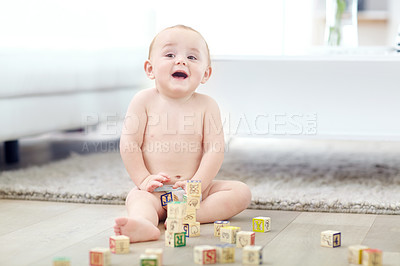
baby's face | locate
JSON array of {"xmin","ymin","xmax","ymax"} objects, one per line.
[{"xmin": 146, "ymin": 28, "xmax": 211, "ymax": 100}]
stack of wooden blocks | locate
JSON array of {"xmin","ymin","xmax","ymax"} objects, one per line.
[
  {"xmin": 183, "ymin": 180, "xmax": 201, "ymax": 238},
  {"xmin": 165, "ymin": 180, "xmax": 202, "ymax": 248}
]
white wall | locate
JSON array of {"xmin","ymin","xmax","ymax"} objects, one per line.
[{"xmin": 0, "ymin": 0, "xmax": 153, "ymax": 49}]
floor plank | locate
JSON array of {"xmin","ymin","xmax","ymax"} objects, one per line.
[
  {"xmin": 363, "ymin": 215, "xmax": 400, "ymax": 252},
  {"xmin": 1, "ymin": 200, "xmax": 400, "ymax": 266},
  {"xmin": 0, "ymin": 200, "xmax": 80, "ymax": 236},
  {"xmin": 30, "ymin": 208, "xmax": 300, "ymax": 266},
  {"xmin": 0, "ymin": 202, "xmax": 125, "ymax": 265},
  {"xmin": 263, "ymin": 212, "xmax": 377, "ymax": 266}
]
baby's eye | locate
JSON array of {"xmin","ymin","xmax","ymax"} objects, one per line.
[
  {"xmin": 188, "ymin": 55, "xmax": 197, "ymax": 60},
  {"xmin": 165, "ymin": 53, "xmax": 175, "ymax": 58}
]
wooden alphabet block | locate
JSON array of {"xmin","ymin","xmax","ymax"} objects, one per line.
[
  {"xmin": 89, "ymin": 248, "xmax": 111, "ymax": 266},
  {"xmin": 236, "ymin": 231, "xmax": 255, "ymax": 248},
  {"xmin": 214, "ymin": 220, "xmax": 230, "ymax": 237},
  {"xmin": 183, "ymin": 222, "xmax": 201, "ymax": 237},
  {"xmin": 53, "ymin": 257, "xmax": 70, "ymax": 266},
  {"xmin": 187, "ymin": 195, "xmax": 201, "ymax": 210},
  {"xmin": 140, "ymin": 254, "xmax": 158, "ymax": 266},
  {"xmin": 166, "ymin": 218, "xmax": 184, "ymax": 233},
  {"xmin": 109, "ymin": 235, "xmax": 130, "ymax": 254},
  {"xmin": 161, "ymin": 192, "xmax": 174, "ymax": 207},
  {"xmin": 186, "ymin": 180, "xmax": 201, "ymax": 196},
  {"xmin": 183, "ymin": 210, "xmax": 197, "ymax": 224},
  {"xmin": 216, "ymin": 243, "xmax": 235, "ymax": 263},
  {"xmin": 348, "ymin": 245, "xmax": 369, "ymax": 264},
  {"xmin": 362, "ymin": 249, "xmax": 382, "ymax": 266},
  {"xmin": 220, "ymin": 226, "xmax": 241, "ymax": 244},
  {"xmin": 252, "ymin": 217, "xmax": 271, "ymax": 233},
  {"xmin": 165, "ymin": 231, "xmax": 186, "ymax": 247},
  {"xmin": 167, "ymin": 201, "xmax": 186, "ymax": 219},
  {"xmin": 194, "ymin": 245, "xmax": 217, "ymax": 264},
  {"xmin": 242, "ymin": 245, "xmax": 263, "ymax": 265},
  {"xmin": 145, "ymin": 248, "xmax": 163, "ymax": 266},
  {"xmin": 321, "ymin": 230, "xmax": 341, "ymax": 248}
]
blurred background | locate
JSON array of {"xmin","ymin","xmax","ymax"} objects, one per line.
[
  {"xmin": 1, "ymin": 0, "xmax": 399, "ymax": 56},
  {"xmin": 1, "ymin": 0, "xmax": 399, "ymax": 165}
]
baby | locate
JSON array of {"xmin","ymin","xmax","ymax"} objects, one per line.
[{"xmin": 114, "ymin": 25, "xmax": 251, "ymax": 243}]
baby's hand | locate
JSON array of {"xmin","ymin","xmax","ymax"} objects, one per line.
[
  {"xmin": 172, "ymin": 181, "xmax": 186, "ymax": 190},
  {"xmin": 139, "ymin": 172, "xmax": 170, "ymax": 192}
]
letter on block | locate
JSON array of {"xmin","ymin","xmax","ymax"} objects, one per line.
[
  {"xmin": 145, "ymin": 248, "xmax": 163, "ymax": 266},
  {"xmin": 89, "ymin": 248, "xmax": 111, "ymax": 266},
  {"xmin": 194, "ymin": 245, "xmax": 217, "ymax": 264},
  {"xmin": 362, "ymin": 249, "xmax": 382, "ymax": 266},
  {"xmin": 109, "ymin": 235, "xmax": 130, "ymax": 254},
  {"xmin": 252, "ymin": 217, "xmax": 271, "ymax": 233},
  {"xmin": 53, "ymin": 257, "xmax": 70, "ymax": 266},
  {"xmin": 167, "ymin": 201, "xmax": 186, "ymax": 219},
  {"xmin": 140, "ymin": 254, "xmax": 158, "ymax": 266},
  {"xmin": 161, "ymin": 192, "xmax": 174, "ymax": 207},
  {"xmin": 183, "ymin": 222, "xmax": 200, "ymax": 237},
  {"xmin": 236, "ymin": 231, "xmax": 255, "ymax": 248},
  {"xmin": 186, "ymin": 180, "xmax": 201, "ymax": 196},
  {"xmin": 165, "ymin": 231, "xmax": 186, "ymax": 247},
  {"xmin": 220, "ymin": 226, "xmax": 241, "ymax": 244},
  {"xmin": 242, "ymin": 245, "xmax": 263, "ymax": 265},
  {"xmin": 214, "ymin": 220, "xmax": 230, "ymax": 237},
  {"xmin": 321, "ymin": 230, "xmax": 341, "ymax": 248},
  {"xmin": 216, "ymin": 243, "xmax": 235, "ymax": 263}
]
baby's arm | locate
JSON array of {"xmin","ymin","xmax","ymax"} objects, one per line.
[
  {"xmin": 174, "ymin": 96, "xmax": 225, "ymax": 191},
  {"xmin": 120, "ymin": 90, "xmax": 169, "ymax": 192}
]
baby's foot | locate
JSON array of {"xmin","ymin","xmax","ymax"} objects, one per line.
[{"xmin": 114, "ymin": 217, "xmax": 161, "ymax": 243}]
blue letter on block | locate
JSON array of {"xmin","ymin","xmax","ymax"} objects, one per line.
[
  {"xmin": 161, "ymin": 192, "xmax": 173, "ymax": 206},
  {"xmin": 183, "ymin": 224, "xmax": 189, "ymax": 237},
  {"xmin": 333, "ymin": 233, "xmax": 341, "ymax": 248}
]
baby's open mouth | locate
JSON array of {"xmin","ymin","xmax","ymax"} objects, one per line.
[{"xmin": 172, "ymin": 71, "xmax": 188, "ymax": 79}]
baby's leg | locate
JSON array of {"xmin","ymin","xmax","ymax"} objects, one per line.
[
  {"xmin": 114, "ymin": 188, "xmax": 166, "ymax": 243},
  {"xmin": 196, "ymin": 180, "xmax": 252, "ymax": 223}
]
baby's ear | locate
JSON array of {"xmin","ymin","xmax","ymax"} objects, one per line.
[
  {"xmin": 201, "ymin": 66, "xmax": 212, "ymax": 84},
  {"xmin": 144, "ymin": 60, "xmax": 155, "ymax": 80}
]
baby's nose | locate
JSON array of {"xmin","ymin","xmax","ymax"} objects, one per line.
[{"xmin": 175, "ymin": 57, "xmax": 187, "ymax": 65}]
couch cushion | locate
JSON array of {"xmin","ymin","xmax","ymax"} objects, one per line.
[{"xmin": 0, "ymin": 47, "xmax": 148, "ymax": 98}]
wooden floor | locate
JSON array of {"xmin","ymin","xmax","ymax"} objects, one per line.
[
  {"xmin": 1, "ymin": 133, "xmax": 400, "ymax": 265},
  {"xmin": 0, "ymin": 199, "xmax": 400, "ymax": 266}
]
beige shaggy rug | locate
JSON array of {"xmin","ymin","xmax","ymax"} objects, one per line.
[{"xmin": 1, "ymin": 138, "xmax": 400, "ymax": 214}]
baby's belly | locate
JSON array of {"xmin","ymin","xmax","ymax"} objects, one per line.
[{"xmin": 142, "ymin": 139, "xmax": 203, "ymax": 183}]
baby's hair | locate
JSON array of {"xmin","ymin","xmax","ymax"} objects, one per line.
[{"xmin": 148, "ymin": 25, "xmax": 211, "ymax": 66}]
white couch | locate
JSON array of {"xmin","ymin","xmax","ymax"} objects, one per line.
[
  {"xmin": 202, "ymin": 54, "xmax": 400, "ymax": 141},
  {"xmin": 0, "ymin": 47, "xmax": 150, "ymax": 163}
]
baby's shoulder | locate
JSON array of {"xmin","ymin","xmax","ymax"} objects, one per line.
[
  {"xmin": 130, "ymin": 88, "xmax": 157, "ymax": 104},
  {"xmin": 193, "ymin": 92, "xmax": 218, "ymax": 105},
  {"xmin": 193, "ymin": 92, "xmax": 220, "ymax": 109}
]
